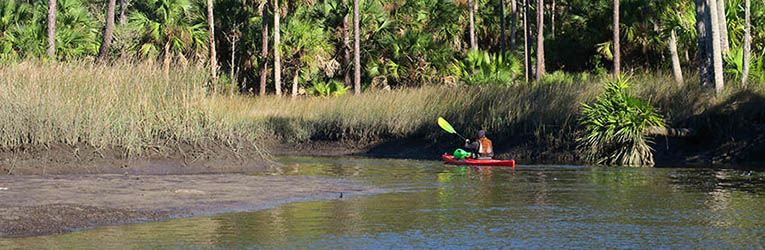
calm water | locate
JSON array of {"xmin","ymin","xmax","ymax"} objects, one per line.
[{"xmin": 2, "ymin": 157, "xmax": 763, "ymax": 249}]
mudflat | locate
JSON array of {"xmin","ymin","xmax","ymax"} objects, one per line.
[{"xmin": 0, "ymin": 173, "xmax": 380, "ymax": 237}]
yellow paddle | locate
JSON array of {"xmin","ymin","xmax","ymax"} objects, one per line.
[{"xmin": 437, "ymin": 117, "xmax": 467, "ymax": 140}]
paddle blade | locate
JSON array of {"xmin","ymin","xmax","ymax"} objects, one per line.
[{"xmin": 437, "ymin": 117, "xmax": 456, "ymax": 134}]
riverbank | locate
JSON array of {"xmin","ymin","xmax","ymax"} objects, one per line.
[{"xmin": 0, "ymin": 173, "xmax": 381, "ymax": 237}]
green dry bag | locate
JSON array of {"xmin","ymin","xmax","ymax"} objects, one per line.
[{"xmin": 453, "ymin": 148, "xmax": 471, "ymax": 160}]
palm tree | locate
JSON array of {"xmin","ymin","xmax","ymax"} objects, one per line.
[
  {"xmin": 206, "ymin": 0, "xmax": 218, "ymax": 89},
  {"xmin": 500, "ymin": 0, "xmax": 505, "ymax": 58},
  {"xmin": 468, "ymin": 0, "xmax": 476, "ymax": 51},
  {"xmin": 535, "ymin": 0, "xmax": 544, "ymax": 81},
  {"xmin": 273, "ymin": 0, "xmax": 281, "ymax": 96},
  {"xmin": 523, "ymin": 0, "xmax": 530, "ymax": 84},
  {"xmin": 259, "ymin": 1, "xmax": 269, "ymax": 96},
  {"xmin": 707, "ymin": 0, "xmax": 724, "ymax": 94},
  {"xmin": 510, "ymin": 0, "xmax": 516, "ymax": 50},
  {"xmin": 47, "ymin": 0, "xmax": 55, "ymax": 58},
  {"xmin": 716, "ymin": 0, "xmax": 728, "ymax": 55},
  {"xmin": 119, "ymin": 0, "xmax": 128, "ymax": 24},
  {"xmin": 695, "ymin": 0, "xmax": 711, "ymax": 87},
  {"xmin": 353, "ymin": 0, "xmax": 360, "ymax": 95},
  {"xmin": 612, "ymin": 0, "xmax": 619, "ymax": 80},
  {"xmin": 95, "ymin": 0, "xmax": 117, "ymax": 64},
  {"xmin": 742, "ymin": 0, "xmax": 751, "ymax": 86},
  {"xmin": 130, "ymin": 0, "xmax": 207, "ymax": 76},
  {"xmin": 668, "ymin": 27, "xmax": 683, "ymax": 84},
  {"xmin": 281, "ymin": 6, "xmax": 333, "ymax": 98}
]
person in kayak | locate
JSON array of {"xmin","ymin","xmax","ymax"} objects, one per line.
[{"xmin": 464, "ymin": 130, "xmax": 493, "ymax": 159}]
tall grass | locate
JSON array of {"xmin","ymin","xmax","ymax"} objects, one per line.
[
  {"xmin": 2, "ymin": 61, "xmax": 762, "ymax": 164},
  {"xmin": 0, "ymin": 61, "xmax": 253, "ymax": 156}
]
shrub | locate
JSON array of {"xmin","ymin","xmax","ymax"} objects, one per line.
[{"xmin": 577, "ymin": 76, "xmax": 665, "ymax": 166}]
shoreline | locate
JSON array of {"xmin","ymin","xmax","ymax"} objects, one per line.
[{"xmin": 0, "ymin": 173, "xmax": 383, "ymax": 237}]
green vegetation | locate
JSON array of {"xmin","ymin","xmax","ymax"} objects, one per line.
[
  {"xmin": 577, "ymin": 77, "xmax": 665, "ymax": 166},
  {"xmin": 0, "ymin": 0, "xmax": 764, "ymax": 166}
]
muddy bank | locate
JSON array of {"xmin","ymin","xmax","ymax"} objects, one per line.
[
  {"xmin": 0, "ymin": 142, "xmax": 273, "ymax": 175},
  {"xmin": 0, "ymin": 174, "xmax": 381, "ymax": 237}
]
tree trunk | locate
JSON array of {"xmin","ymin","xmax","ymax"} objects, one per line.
[
  {"xmin": 207, "ymin": 0, "xmax": 218, "ymax": 91},
  {"xmin": 669, "ymin": 28, "xmax": 683, "ymax": 85},
  {"xmin": 343, "ymin": 14, "xmax": 351, "ymax": 87},
  {"xmin": 716, "ymin": 0, "xmax": 728, "ymax": 56},
  {"xmin": 500, "ymin": 0, "xmax": 505, "ymax": 58},
  {"xmin": 535, "ymin": 0, "xmax": 544, "ymax": 81},
  {"xmin": 613, "ymin": 0, "xmax": 620, "ymax": 80},
  {"xmin": 95, "ymin": 0, "xmax": 116, "ymax": 64},
  {"xmin": 259, "ymin": 5, "xmax": 268, "ymax": 96},
  {"xmin": 353, "ymin": 0, "xmax": 360, "ymax": 95},
  {"xmin": 523, "ymin": 0, "xmax": 530, "ymax": 84},
  {"xmin": 230, "ymin": 32, "xmax": 237, "ymax": 88},
  {"xmin": 742, "ymin": 0, "xmax": 750, "ymax": 86},
  {"xmin": 708, "ymin": 0, "xmax": 724, "ymax": 94},
  {"xmin": 551, "ymin": 0, "xmax": 555, "ymax": 39},
  {"xmin": 468, "ymin": 0, "xmax": 477, "ymax": 51},
  {"xmin": 47, "ymin": 0, "xmax": 56, "ymax": 59},
  {"xmin": 695, "ymin": 0, "xmax": 711, "ymax": 87},
  {"xmin": 119, "ymin": 0, "xmax": 128, "ymax": 24},
  {"xmin": 510, "ymin": 0, "xmax": 516, "ymax": 50},
  {"xmin": 273, "ymin": 0, "xmax": 281, "ymax": 97},
  {"xmin": 291, "ymin": 67, "xmax": 299, "ymax": 99}
]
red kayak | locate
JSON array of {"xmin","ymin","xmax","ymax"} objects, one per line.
[{"xmin": 442, "ymin": 154, "xmax": 515, "ymax": 168}]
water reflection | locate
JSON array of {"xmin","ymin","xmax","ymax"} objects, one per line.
[{"xmin": 1, "ymin": 157, "xmax": 762, "ymax": 249}]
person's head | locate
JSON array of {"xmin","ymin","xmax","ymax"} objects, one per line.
[{"xmin": 478, "ymin": 130, "xmax": 486, "ymax": 138}]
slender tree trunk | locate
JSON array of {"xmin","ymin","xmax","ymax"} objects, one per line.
[
  {"xmin": 229, "ymin": 33, "xmax": 237, "ymax": 87},
  {"xmin": 669, "ymin": 28, "xmax": 683, "ymax": 85},
  {"xmin": 95, "ymin": 0, "xmax": 116, "ymax": 64},
  {"xmin": 695, "ymin": 0, "xmax": 711, "ymax": 87},
  {"xmin": 742, "ymin": 0, "xmax": 750, "ymax": 86},
  {"xmin": 716, "ymin": 0, "xmax": 729, "ymax": 56},
  {"xmin": 551, "ymin": 0, "xmax": 555, "ymax": 39},
  {"xmin": 291, "ymin": 67, "xmax": 299, "ymax": 98},
  {"xmin": 343, "ymin": 14, "xmax": 351, "ymax": 87},
  {"xmin": 523, "ymin": 0, "xmax": 530, "ymax": 84},
  {"xmin": 207, "ymin": 0, "xmax": 218, "ymax": 91},
  {"xmin": 119, "ymin": 0, "xmax": 128, "ymax": 24},
  {"xmin": 535, "ymin": 0, "xmax": 544, "ymax": 81},
  {"xmin": 259, "ymin": 5, "xmax": 268, "ymax": 96},
  {"xmin": 468, "ymin": 0, "xmax": 477, "ymax": 51},
  {"xmin": 500, "ymin": 0, "xmax": 505, "ymax": 58},
  {"xmin": 510, "ymin": 0, "xmax": 516, "ymax": 50},
  {"xmin": 47, "ymin": 0, "xmax": 56, "ymax": 59},
  {"xmin": 273, "ymin": 0, "xmax": 281, "ymax": 97},
  {"xmin": 353, "ymin": 0, "xmax": 360, "ymax": 95},
  {"xmin": 708, "ymin": 0, "xmax": 724, "ymax": 94},
  {"xmin": 613, "ymin": 0, "xmax": 620, "ymax": 80},
  {"xmin": 685, "ymin": 49, "xmax": 690, "ymax": 63}
]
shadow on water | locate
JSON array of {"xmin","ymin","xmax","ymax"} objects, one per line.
[{"xmin": 1, "ymin": 157, "xmax": 763, "ymax": 249}]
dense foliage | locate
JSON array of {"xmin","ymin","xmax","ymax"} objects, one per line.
[
  {"xmin": 1, "ymin": 0, "xmax": 763, "ymax": 90},
  {"xmin": 577, "ymin": 76, "xmax": 665, "ymax": 166}
]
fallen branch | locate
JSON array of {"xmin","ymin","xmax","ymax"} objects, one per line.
[{"xmin": 644, "ymin": 126, "xmax": 696, "ymax": 137}]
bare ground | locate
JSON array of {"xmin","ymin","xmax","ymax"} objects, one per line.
[{"xmin": 0, "ymin": 174, "xmax": 381, "ymax": 237}]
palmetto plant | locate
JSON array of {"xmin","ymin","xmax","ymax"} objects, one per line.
[
  {"xmin": 0, "ymin": 0, "xmax": 97, "ymax": 60},
  {"xmin": 448, "ymin": 50, "xmax": 521, "ymax": 85},
  {"xmin": 577, "ymin": 76, "xmax": 664, "ymax": 166},
  {"xmin": 281, "ymin": 5, "xmax": 334, "ymax": 96},
  {"xmin": 129, "ymin": 0, "xmax": 207, "ymax": 64}
]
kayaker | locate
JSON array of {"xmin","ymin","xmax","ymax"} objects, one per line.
[{"xmin": 464, "ymin": 130, "xmax": 493, "ymax": 159}]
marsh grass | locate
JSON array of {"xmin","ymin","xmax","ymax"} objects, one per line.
[
  {"xmin": 0, "ymin": 60, "xmax": 254, "ymax": 156},
  {"xmin": 2, "ymin": 61, "xmax": 762, "ymax": 164}
]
